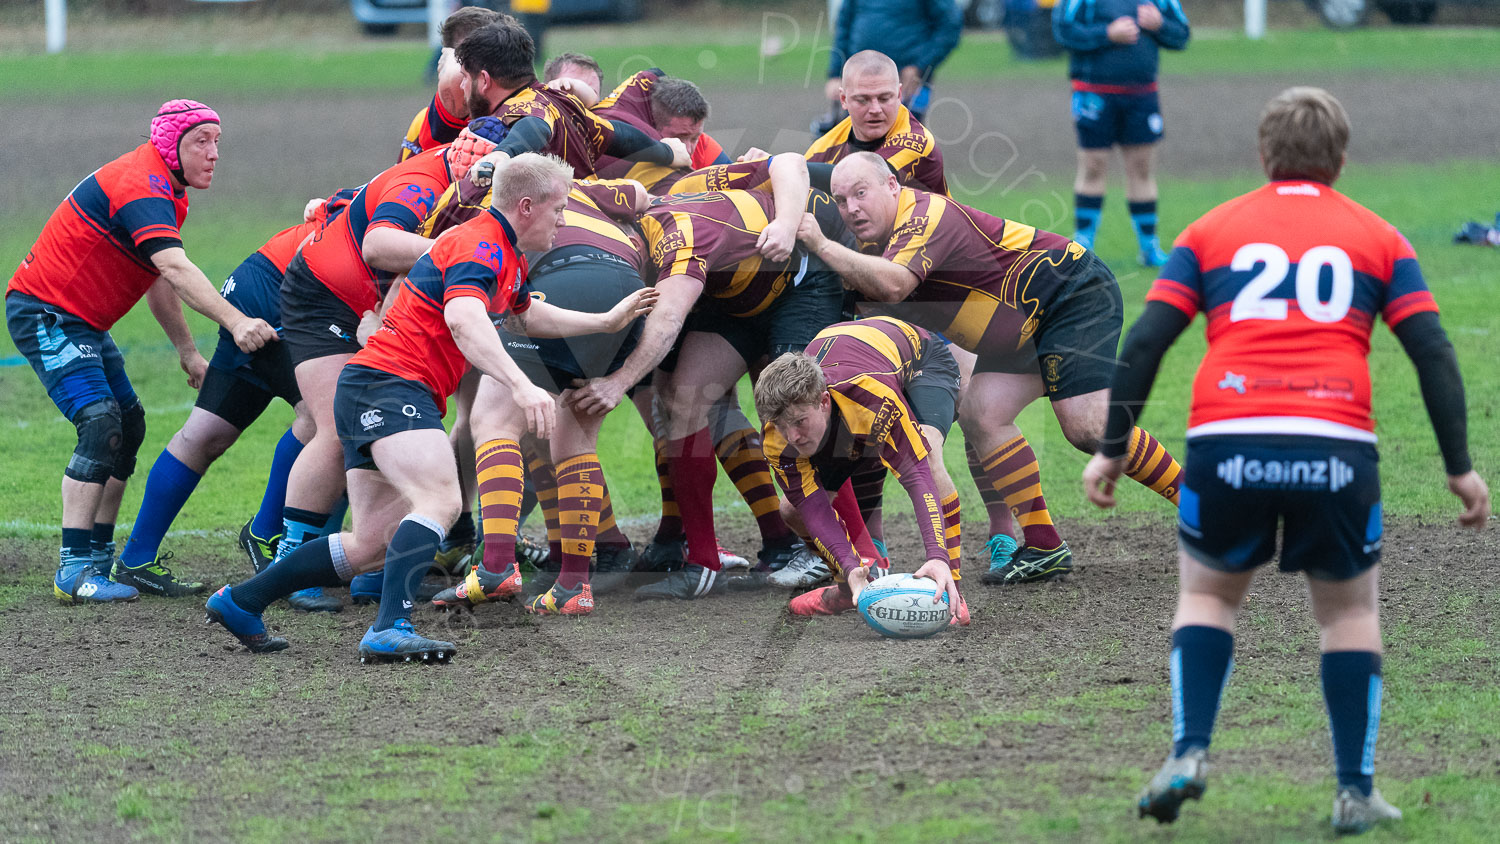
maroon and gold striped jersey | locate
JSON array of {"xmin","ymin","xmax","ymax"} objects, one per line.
[
  {"xmin": 806, "ymin": 105, "xmax": 947, "ymax": 194},
  {"xmin": 493, "ymin": 83, "xmax": 616, "ymax": 177}
]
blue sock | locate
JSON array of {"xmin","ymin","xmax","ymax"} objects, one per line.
[
  {"xmin": 119, "ymin": 451, "xmax": 202, "ymax": 568},
  {"xmin": 61, "ymin": 527, "xmax": 92, "ymax": 570},
  {"xmin": 1321, "ymin": 651, "xmax": 1382, "ymax": 797},
  {"xmin": 1170, "ymin": 625, "xmax": 1235, "ymax": 757},
  {"xmin": 323, "ymin": 495, "xmax": 349, "ymax": 534},
  {"xmin": 374, "ymin": 515, "xmax": 445, "ymax": 631},
  {"xmin": 91, "ymin": 522, "xmax": 116, "ymax": 572},
  {"xmin": 1129, "ymin": 200, "xmax": 1161, "ymax": 253},
  {"xmin": 250, "ymin": 428, "xmax": 305, "ymax": 539},
  {"xmin": 276, "ymin": 507, "xmax": 331, "ymax": 565},
  {"xmin": 1074, "ymin": 193, "xmax": 1103, "ymax": 249},
  {"xmin": 231, "ymin": 535, "xmax": 351, "ymax": 615}
]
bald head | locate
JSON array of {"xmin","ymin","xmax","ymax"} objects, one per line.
[
  {"xmin": 830, "ymin": 151, "xmax": 901, "ymax": 243},
  {"xmin": 838, "ymin": 51, "xmax": 902, "ymax": 143},
  {"xmin": 842, "ymin": 50, "xmax": 899, "ymax": 84},
  {"xmin": 834, "ymin": 151, "xmax": 890, "ymax": 184}
]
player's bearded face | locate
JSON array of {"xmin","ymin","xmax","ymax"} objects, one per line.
[
  {"xmin": 463, "ymin": 71, "xmax": 492, "ymax": 119},
  {"xmin": 841, "ymin": 72, "xmax": 901, "ymax": 142},
  {"xmin": 178, "ymin": 124, "xmax": 221, "ymax": 191}
]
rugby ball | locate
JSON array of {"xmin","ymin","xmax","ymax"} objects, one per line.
[{"xmin": 856, "ymin": 573, "xmax": 950, "ymax": 639}]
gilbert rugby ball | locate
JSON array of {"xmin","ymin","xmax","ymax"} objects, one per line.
[{"xmin": 856, "ymin": 573, "xmax": 950, "ymax": 639}]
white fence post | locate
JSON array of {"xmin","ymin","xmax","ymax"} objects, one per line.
[
  {"xmin": 428, "ymin": 0, "xmax": 445, "ymax": 48},
  {"xmin": 1245, "ymin": 0, "xmax": 1267, "ymax": 40},
  {"xmin": 45, "ymin": 0, "xmax": 67, "ymax": 53}
]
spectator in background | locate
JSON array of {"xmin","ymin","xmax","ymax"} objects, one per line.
[
  {"xmin": 1054, "ymin": 0, "xmax": 1188, "ymax": 267},
  {"xmin": 815, "ymin": 0, "xmax": 963, "ymax": 134}
]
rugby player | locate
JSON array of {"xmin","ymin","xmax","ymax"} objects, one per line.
[
  {"xmin": 757, "ymin": 317, "xmax": 967, "ymax": 620},
  {"xmin": 398, "ymin": 5, "xmax": 507, "ymax": 162},
  {"xmin": 805, "ymin": 50, "xmax": 947, "ymax": 195},
  {"xmin": 120, "ymin": 194, "xmax": 350, "ymax": 590},
  {"xmin": 1083, "ymin": 87, "xmax": 1489, "ymax": 834},
  {"xmin": 6, "ymin": 101, "xmax": 277, "ymax": 603},
  {"xmin": 594, "ymin": 68, "xmax": 730, "ymax": 193},
  {"xmin": 205, "ymin": 154, "xmax": 653, "ymax": 659},
  {"xmin": 797, "ymin": 151, "xmax": 1185, "ymax": 584},
  {"xmin": 567, "ymin": 154, "xmax": 845, "ymax": 600}
]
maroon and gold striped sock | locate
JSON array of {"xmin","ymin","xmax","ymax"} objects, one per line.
[
  {"xmin": 476, "ymin": 439, "xmax": 524, "ymax": 575},
  {"xmin": 966, "ymin": 441, "xmax": 1014, "ymax": 538},
  {"xmin": 596, "ymin": 486, "xmax": 630, "ymax": 549},
  {"xmin": 522, "ymin": 440, "xmax": 563, "ymax": 562},
  {"xmin": 715, "ymin": 427, "xmax": 790, "ymax": 542},
  {"xmin": 978, "ymin": 436, "xmax": 1063, "ymax": 550},
  {"xmin": 1124, "ymin": 428, "xmax": 1184, "ymax": 506},
  {"xmin": 940, "ymin": 492, "xmax": 962, "ymax": 577},
  {"xmin": 652, "ymin": 436, "xmax": 683, "ymax": 543},
  {"xmin": 555, "ymin": 453, "xmax": 604, "ymax": 590}
]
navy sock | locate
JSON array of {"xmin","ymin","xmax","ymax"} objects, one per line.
[
  {"xmin": 1170, "ymin": 625, "xmax": 1235, "ymax": 757},
  {"xmin": 1074, "ymin": 193, "xmax": 1104, "ymax": 248},
  {"xmin": 231, "ymin": 535, "xmax": 349, "ymax": 615},
  {"xmin": 1129, "ymin": 199, "xmax": 1160, "ymax": 251},
  {"xmin": 250, "ymin": 428, "xmax": 304, "ymax": 539},
  {"xmin": 449, "ymin": 510, "xmax": 475, "ymax": 545},
  {"xmin": 276, "ymin": 507, "xmax": 331, "ymax": 565},
  {"xmin": 374, "ymin": 516, "xmax": 445, "ymax": 631},
  {"xmin": 119, "ymin": 450, "xmax": 202, "ymax": 568},
  {"xmin": 323, "ymin": 496, "xmax": 349, "ymax": 534},
  {"xmin": 91, "ymin": 522, "xmax": 116, "ymax": 570},
  {"xmin": 1322, "ymin": 651, "xmax": 1382, "ymax": 797},
  {"xmin": 61, "ymin": 527, "xmax": 92, "ymax": 569}
]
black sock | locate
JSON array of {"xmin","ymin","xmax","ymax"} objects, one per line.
[
  {"xmin": 1322, "ymin": 651, "xmax": 1382, "ymax": 797},
  {"xmin": 231, "ymin": 536, "xmax": 344, "ymax": 615},
  {"xmin": 449, "ymin": 510, "xmax": 475, "ymax": 546},
  {"xmin": 90, "ymin": 522, "xmax": 116, "ymax": 570},
  {"xmin": 374, "ymin": 516, "xmax": 444, "ymax": 631},
  {"xmin": 61, "ymin": 527, "xmax": 92, "ymax": 568}
]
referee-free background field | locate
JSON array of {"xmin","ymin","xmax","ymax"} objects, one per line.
[{"xmin": 2, "ymin": 8, "xmax": 1498, "ymax": 841}]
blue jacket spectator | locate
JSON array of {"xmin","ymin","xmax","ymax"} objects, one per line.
[
  {"xmin": 1053, "ymin": 0, "xmax": 1189, "ymax": 86},
  {"xmin": 827, "ymin": 0, "xmax": 964, "ymax": 80}
]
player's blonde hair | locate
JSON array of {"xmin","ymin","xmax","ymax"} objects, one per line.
[
  {"xmin": 1258, "ymin": 87, "xmax": 1349, "ymax": 185},
  {"xmin": 754, "ymin": 353, "xmax": 827, "ymax": 423},
  {"xmin": 493, "ymin": 153, "xmax": 573, "ymax": 211}
]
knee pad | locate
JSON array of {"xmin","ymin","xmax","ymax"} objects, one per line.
[
  {"xmin": 112, "ymin": 400, "xmax": 147, "ymax": 480},
  {"xmin": 66, "ymin": 399, "xmax": 122, "ymax": 484}
]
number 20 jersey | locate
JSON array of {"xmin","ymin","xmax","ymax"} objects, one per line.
[{"xmin": 1146, "ymin": 180, "xmax": 1438, "ymax": 440}]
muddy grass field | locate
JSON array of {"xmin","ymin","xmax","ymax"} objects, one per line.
[{"xmin": 3, "ymin": 28, "xmax": 1499, "ymax": 841}]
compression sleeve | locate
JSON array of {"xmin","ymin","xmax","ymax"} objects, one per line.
[
  {"xmin": 496, "ymin": 116, "xmax": 554, "ymax": 156},
  {"xmin": 604, "ymin": 120, "xmax": 675, "ymax": 166},
  {"xmin": 1100, "ymin": 301, "xmax": 1193, "ymax": 459},
  {"xmin": 1392, "ymin": 311, "xmax": 1472, "ymax": 475},
  {"xmin": 807, "ymin": 162, "xmax": 834, "ymax": 194}
]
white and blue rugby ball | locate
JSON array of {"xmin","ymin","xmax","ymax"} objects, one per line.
[{"xmin": 856, "ymin": 573, "xmax": 950, "ymax": 639}]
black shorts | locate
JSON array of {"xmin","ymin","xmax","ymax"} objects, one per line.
[
  {"xmin": 1072, "ymin": 89, "xmax": 1163, "ymax": 149},
  {"xmin": 280, "ymin": 254, "xmax": 362, "ymax": 367},
  {"xmin": 907, "ymin": 332, "xmax": 962, "ymax": 437},
  {"xmin": 333, "ymin": 364, "xmax": 445, "ymax": 472},
  {"xmin": 662, "ymin": 251, "xmax": 845, "ymax": 372},
  {"xmin": 195, "ymin": 342, "xmax": 301, "ymax": 431},
  {"xmin": 1179, "ymin": 435, "xmax": 1383, "ymax": 581},
  {"xmin": 497, "ymin": 247, "xmax": 644, "ymax": 394},
  {"xmin": 974, "ymin": 252, "xmax": 1123, "ymax": 401}
]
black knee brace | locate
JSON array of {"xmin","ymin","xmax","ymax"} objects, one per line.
[
  {"xmin": 112, "ymin": 400, "xmax": 147, "ymax": 481},
  {"xmin": 65, "ymin": 399, "xmax": 122, "ymax": 484}
]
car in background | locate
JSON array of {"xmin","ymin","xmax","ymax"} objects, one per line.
[
  {"xmin": 1303, "ymin": 0, "xmax": 1495, "ymax": 28},
  {"xmin": 352, "ymin": 0, "xmax": 641, "ymax": 37}
]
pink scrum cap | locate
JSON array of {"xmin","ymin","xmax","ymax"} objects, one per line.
[{"xmin": 149, "ymin": 99, "xmax": 220, "ymax": 177}]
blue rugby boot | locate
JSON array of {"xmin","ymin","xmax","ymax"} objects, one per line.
[
  {"xmin": 980, "ymin": 534, "xmax": 1019, "ymax": 582},
  {"xmin": 357, "ymin": 619, "xmax": 456, "ymax": 664},
  {"xmin": 287, "ymin": 586, "xmax": 342, "ymax": 613},
  {"xmin": 54, "ymin": 560, "xmax": 138, "ymax": 604},
  {"xmin": 1138, "ymin": 747, "xmax": 1208, "ymax": 824},
  {"xmin": 204, "ymin": 586, "xmax": 288, "ymax": 653},
  {"xmin": 350, "ymin": 571, "xmax": 383, "ymax": 606}
]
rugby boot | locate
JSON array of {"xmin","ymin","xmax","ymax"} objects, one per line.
[
  {"xmin": 1137, "ymin": 747, "xmax": 1208, "ymax": 824},
  {"xmin": 635, "ymin": 537, "xmax": 686, "ymax": 573},
  {"xmin": 1332, "ymin": 788, "xmax": 1401, "ymax": 835},
  {"xmin": 238, "ymin": 519, "xmax": 278, "ymax": 574},
  {"xmin": 54, "ymin": 561, "xmax": 138, "ymax": 604},
  {"xmin": 357, "ymin": 619, "xmax": 456, "ymax": 664},
  {"xmin": 113, "ymin": 552, "xmax": 206, "ymax": 597},
  {"xmin": 634, "ymin": 564, "xmax": 725, "ymax": 601},
  {"xmin": 754, "ymin": 535, "xmax": 808, "ymax": 573},
  {"xmin": 431, "ymin": 536, "xmax": 475, "ymax": 577},
  {"xmin": 982, "ymin": 534, "xmax": 1019, "ymax": 581},
  {"xmin": 204, "ymin": 586, "xmax": 288, "ymax": 653},
  {"xmin": 526, "ymin": 581, "xmax": 595, "ymax": 616},
  {"xmin": 981, "ymin": 542, "xmax": 1072, "ymax": 585},
  {"xmin": 717, "ymin": 541, "xmax": 752, "ymax": 571},
  {"xmin": 591, "ymin": 543, "xmax": 637, "ymax": 595},
  {"xmin": 789, "ymin": 584, "xmax": 856, "ymax": 616},
  {"xmin": 515, "ymin": 534, "xmax": 550, "ymax": 570},
  {"xmin": 766, "ymin": 546, "xmax": 832, "ymax": 589},
  {"xmin": 350, "ymin": 571, "xmax": 446, "ymax": 605},
  {"xmin": 430, "ymin": 562, "xmax": 522, "ymax": 610},
  {"xmin": 287, "ymin": 587, "xmax": 342, "ymax": 613},
  {"xmin": 1139, "ymin": 242, "xmax": 1171, "ymax": 268}
]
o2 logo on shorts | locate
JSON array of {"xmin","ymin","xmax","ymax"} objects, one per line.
[
  {"xmin": 148, "ymin": 174, "xmax": 172, "ymax": 196},
  {"xmin": 472, "ymin": 241, "xmax": 503, "ymax": 271},
  {"xmin": 401, "ymin": 404, "xmax": 421, "ymax": 419},
  {"xmin": 397, "ymin": 185, "xmax": 437, "ymax": 219}
]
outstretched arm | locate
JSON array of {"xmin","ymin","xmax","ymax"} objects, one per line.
[
  {"xmin": 503, "ymin": 288, "xmax": 657, "ymax": 338},
  {"xmin": 756, "ymin": 153, "xmax": 811, "ymax": 263},
  {"xmin": 446, "ymin": 295, "xmax": 557, "ymax": 439},
  {"xmin": 796, "ymin": 214, "xmax": 920, "ymax": 302},
  {"xmin": 146, "ymin": 277, "xmax": 208, "ymax": 388},
  {"xmin": 565, "ymin": 275, "xmax": 701, "ymax": 416},
  {"xmin": 151, "ymin": 246, "xmax": 277, "ymax": 353}
]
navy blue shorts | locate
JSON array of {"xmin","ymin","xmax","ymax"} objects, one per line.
[
  {"xmin": 6, "ymin": 290, "xmax": 139, "ymax": 421},
  {"xmin": 1178, "ymin": 435, "xmax": 1383, "ymax": 581},
  {"xmin": 333, "ymin": 364, "xmax": 445, "ymax": 472},
  {"xmin": 1071, "ymin": 90, "xmax": 1163, "ymax": 149}
]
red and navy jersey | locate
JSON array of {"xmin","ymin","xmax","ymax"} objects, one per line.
[
  {"xmin": 400, "ymin": 94, "xmax": 466, "ymax": 162},
  {"xmin": 1146, "ymin": 180, "xmax": 1438, "ymax": 440},
  {"xmin": 593, "ymin": 68, "xmax": 730, "ymax": 192},
  {"xmin": 298, "ymin": 147, "xmax": 453, "ymax": 317},
  {"xmin": 256, "ymin": 220, "xmax": 320, "ymax": 275},
  {"xmin": 350, "ymin": 206, "xmax": 531, "ymax": 412},
  {"xmin": 9, "ymin": 144, "xmax": 189, "ymax": 329}
]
